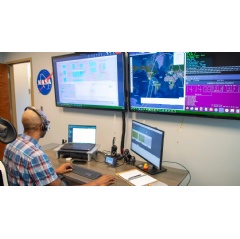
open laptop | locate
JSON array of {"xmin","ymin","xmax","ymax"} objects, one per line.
[{"xmin": 61, "ymin": 125, "xmax": 96, "ymax": 151}]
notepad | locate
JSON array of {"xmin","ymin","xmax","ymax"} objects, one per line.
[{"xmin": 116, "ymin": 169, "xmax": 158, "ymax": 186}]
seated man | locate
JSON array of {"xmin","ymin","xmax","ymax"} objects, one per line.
[{"xmin": 3, "ymin": 106, "xmax": 116, "ymax": 186}]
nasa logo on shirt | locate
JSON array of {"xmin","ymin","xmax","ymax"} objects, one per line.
[{"xmin": 37, "ymin": 69, "xmax": 53, "ymax": 95}]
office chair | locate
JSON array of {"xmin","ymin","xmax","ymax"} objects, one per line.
[
  {"xmin": 0, "ymin": 161, "xmax": 8, "ymax": 186},
  {"xmin": 0, "ymin": 117, "xmax": 17, "ymax": 186}
]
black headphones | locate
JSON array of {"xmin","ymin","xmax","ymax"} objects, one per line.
[
  {"xmin": 116, "ymin": 149, "xmax": 136, "ymax": 166},
  {"xmin": 124, "ymin": 154, "xmax": 136, "ymax": 165},
  {"xmin": 24, "ymin": 106, "xmax": 50, "ymax": 133},
  {"xmin": 117, "ymin": 149, "xmax": 130, "ymax": 160}
]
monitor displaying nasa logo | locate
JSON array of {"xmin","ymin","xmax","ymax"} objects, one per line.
[{"xmin": 37, "ymin": 69, "xmax": 53, "ymax": 95}]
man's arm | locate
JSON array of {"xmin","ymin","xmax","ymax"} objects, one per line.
[
  {"xmin": 50, "ymin": 163, "xmax": 116, "ymax": 186},
  {"xmin": 47, "ymin": 162, "xmax": 74, "ymax": 186},
  {"xmin": 47, "ymin": 173, "xmax": 116, "ymax": 186},
  {"xmin": 82, "ymin": 175, "xmax": 116, "ymax": 186},
  {"xmin": 55, "ymin": 162, "xmax": 73, "ymax": 174},
  {"xmin": 47, "ymin": 177, "xmax": 65, "ymax": 186}
]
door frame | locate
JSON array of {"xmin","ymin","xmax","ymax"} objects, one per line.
[{"xmin": 6, "ymin": 58, "xmax": 34, "ymax": 130}]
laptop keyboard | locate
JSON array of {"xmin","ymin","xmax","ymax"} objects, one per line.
[
  {"xmin": 61, "ymin": 143, "xmax": 95, "ymax": 151},
  {"xmin": 72, "ymin": 164, "xmax": 102, "ymax": 180}
]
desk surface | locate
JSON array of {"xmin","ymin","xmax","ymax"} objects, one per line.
[{"xmin": 45, "ymin": 147, "xmax": 188, "ymax": 186}]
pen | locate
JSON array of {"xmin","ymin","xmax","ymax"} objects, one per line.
[{"xmin": 128, "ymin": 174, "xmax": 143, "ymax": 180}]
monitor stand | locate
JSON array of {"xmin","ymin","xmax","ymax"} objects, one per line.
[
  {"xmin": 56, "ymin": 144, "xmax": 100, "ymax": 162},
  {"xmin": 136, "ymin": 163, "xmax": 167, "ymax": 175}
]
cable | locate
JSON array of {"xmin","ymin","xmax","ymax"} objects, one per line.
[
  {"xmin": 162, "ymin": 161, "xmax": 191, "ymax": 186},
  {"xmin": 93, "ymin": 151, "xmax": 107, "ymax": 163},
  {"xmin": 179, "ymin": 116, "xmax": 184, "ymax": 130},
  {"xmin": 101, "ymin": 150, "xmax": 111, "ymax": 155},
  {"xmin": 120, "ymin": 111, "xmax": 126, "ymax": 155},
  {"xmin": 115, "ymin": 159, "xmax": 125, "ymax": 167}
]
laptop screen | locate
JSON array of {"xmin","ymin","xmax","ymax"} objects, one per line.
[{"xmin": 68, "ymin": 125, "xmax": 96, "ymax": 144}]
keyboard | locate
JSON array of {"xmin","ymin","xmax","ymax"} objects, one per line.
[{"xmin": 72, "ymin": 164, "xmax": 102, "ymax": 180}]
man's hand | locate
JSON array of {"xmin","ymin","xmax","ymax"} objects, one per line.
[
  {"xmin": 55, "ymin": 163, "xmax": 73, "ymax": 175},
  {"xmin": 96, "ymin": 175, "xmax": 116, "ymax": 186},
  {"xmin": 83, "ymin": 174, "xmax": 116, "ymax": 186}
]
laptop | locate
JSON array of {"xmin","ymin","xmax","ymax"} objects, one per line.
[{"xmin": 61, "ymin": 125, "xmax": 96, "ymax": 151}]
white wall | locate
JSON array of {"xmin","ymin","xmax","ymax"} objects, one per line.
[
  {"xmin": 13, "ymin": 63, "xmax": 31, "ymax": 133},
  {"xmin": 0, "ymin": 52, "xmax": 4, "ymax": 63},
  {"xmin": 3, "ymin": 52, "xmax": 240, "ymax": 186}
]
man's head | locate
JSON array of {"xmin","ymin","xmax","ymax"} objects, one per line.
[{"xmin": 22, "ymin": 107, "xmax": 50, "ymax": 138}]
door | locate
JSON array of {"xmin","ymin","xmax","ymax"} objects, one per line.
[
  {"xmin": 0, "ymin": 64, "xmax": 11, "ymax": 159},
  {"xmin": 0, "ymin": 60, "xmax": 33, "ymax": 159}
]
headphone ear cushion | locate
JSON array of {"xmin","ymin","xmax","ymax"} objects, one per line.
[
  {"xmin": 125, "ymin": 154, "xmax": 131, "ymax": 164},
  {"xmin": 124, "ymin": 149, "xmax": 129, "ymax": 155},
  {"xmin": 130, "ymin": 156, "xmax": 136, "ymax": 165},
  {"xmin": 41, "ymin": 117, "xmax": 48, "ymax": 132}
]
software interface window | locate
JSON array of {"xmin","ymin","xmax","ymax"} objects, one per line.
[
  {"xmin": 185, "ymin": 52, "xmax": 240, "ymax": 114},
  {"xmin": 57, "ymin": 55, "xmax": 118, "ymax": 105},
  {"xmin": 131, "ymin": 120, "xmax": 165, "ymax": 175},
  {"xmin": 68, "ymin": 125, "xmax": 96, "ymax": 144},
  {"xmin": 131, "ymin": 123, "xmax": 163, "ymax": 167},
  {"xmin": 129, "ymin": 52, "xmax": 185, "ymax": 110}
]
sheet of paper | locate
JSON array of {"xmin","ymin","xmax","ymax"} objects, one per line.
[
  {"xmin": 117, "ymin": 169, "xmax": 158, "ymax": 186},
  {"xmin": 130, "ymin": 175, "xmax": 157, "ymax": 186},
  {"xmin": 150, "ymin": 181, "xmax": 168, "ymax": 186},
  {"xmin": 118, "ymin": 169, "xmax": 145, "ymax": 180}
]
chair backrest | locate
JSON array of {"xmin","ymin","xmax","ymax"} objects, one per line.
[{"xmin": 0, "ymin": 161, "xmax": 8, "ymax": 186}]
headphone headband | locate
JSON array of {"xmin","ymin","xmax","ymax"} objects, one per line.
[
  {"xmin": 24, "ymin": 106, "xmax": 42, "ymax": 117},
  {"xmin": 24, "ymin": 106, "xmax": 50, "ymax": 133}
]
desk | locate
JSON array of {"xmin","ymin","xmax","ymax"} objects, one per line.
[{"xmin": 45, "ymin": 147, "xmax": 188, "ymax": 186}]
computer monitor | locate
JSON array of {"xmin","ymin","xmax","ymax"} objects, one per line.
[
  {"xmin": 52, "ymin": 52, "xmax": 127, "ymax": 111},
  {"xmin": 128, "ymin": 52, "xmax": 240, "ymax": 120},
  {"xmin": 131, "ymin": 120, "xmax": 166, "ymax": 175}
]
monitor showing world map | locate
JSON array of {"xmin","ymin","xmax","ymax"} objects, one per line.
[{"xmin": 128, "ymin": 52, "xmax": 240, "ymax": 120}]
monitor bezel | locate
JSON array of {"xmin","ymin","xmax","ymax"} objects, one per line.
[
  {"xmin": 127, "ymin": 52, "xmax": 240, "ymax": 120},
  {"xmin": 52, "ymin": 52, "xmax": 127, "ymax": 112},
  {"xmin": 130, "ymin": 120, "xmax": 166, "ymax": 175}
]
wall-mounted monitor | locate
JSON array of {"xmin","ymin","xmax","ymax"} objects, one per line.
[
  {"xmin": 52, "ymin": 52, "xmax": 127, "ymax": 111},
  {"xmin": 128, "ymin": 52, "xmax": 240, "ymax": 120},
  {"xmin": 131, "ymin": 120, "xmax": 166, "ymax": 175}
]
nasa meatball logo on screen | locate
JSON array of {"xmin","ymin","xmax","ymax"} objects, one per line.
[{"xmin": 37, "ymin": 69, "xmax": 53, "ymax": 95}]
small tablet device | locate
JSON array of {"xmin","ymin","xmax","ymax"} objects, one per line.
[{"xmin": 105, "ymin": 155, "xmax": 117, "ymax": 167}]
